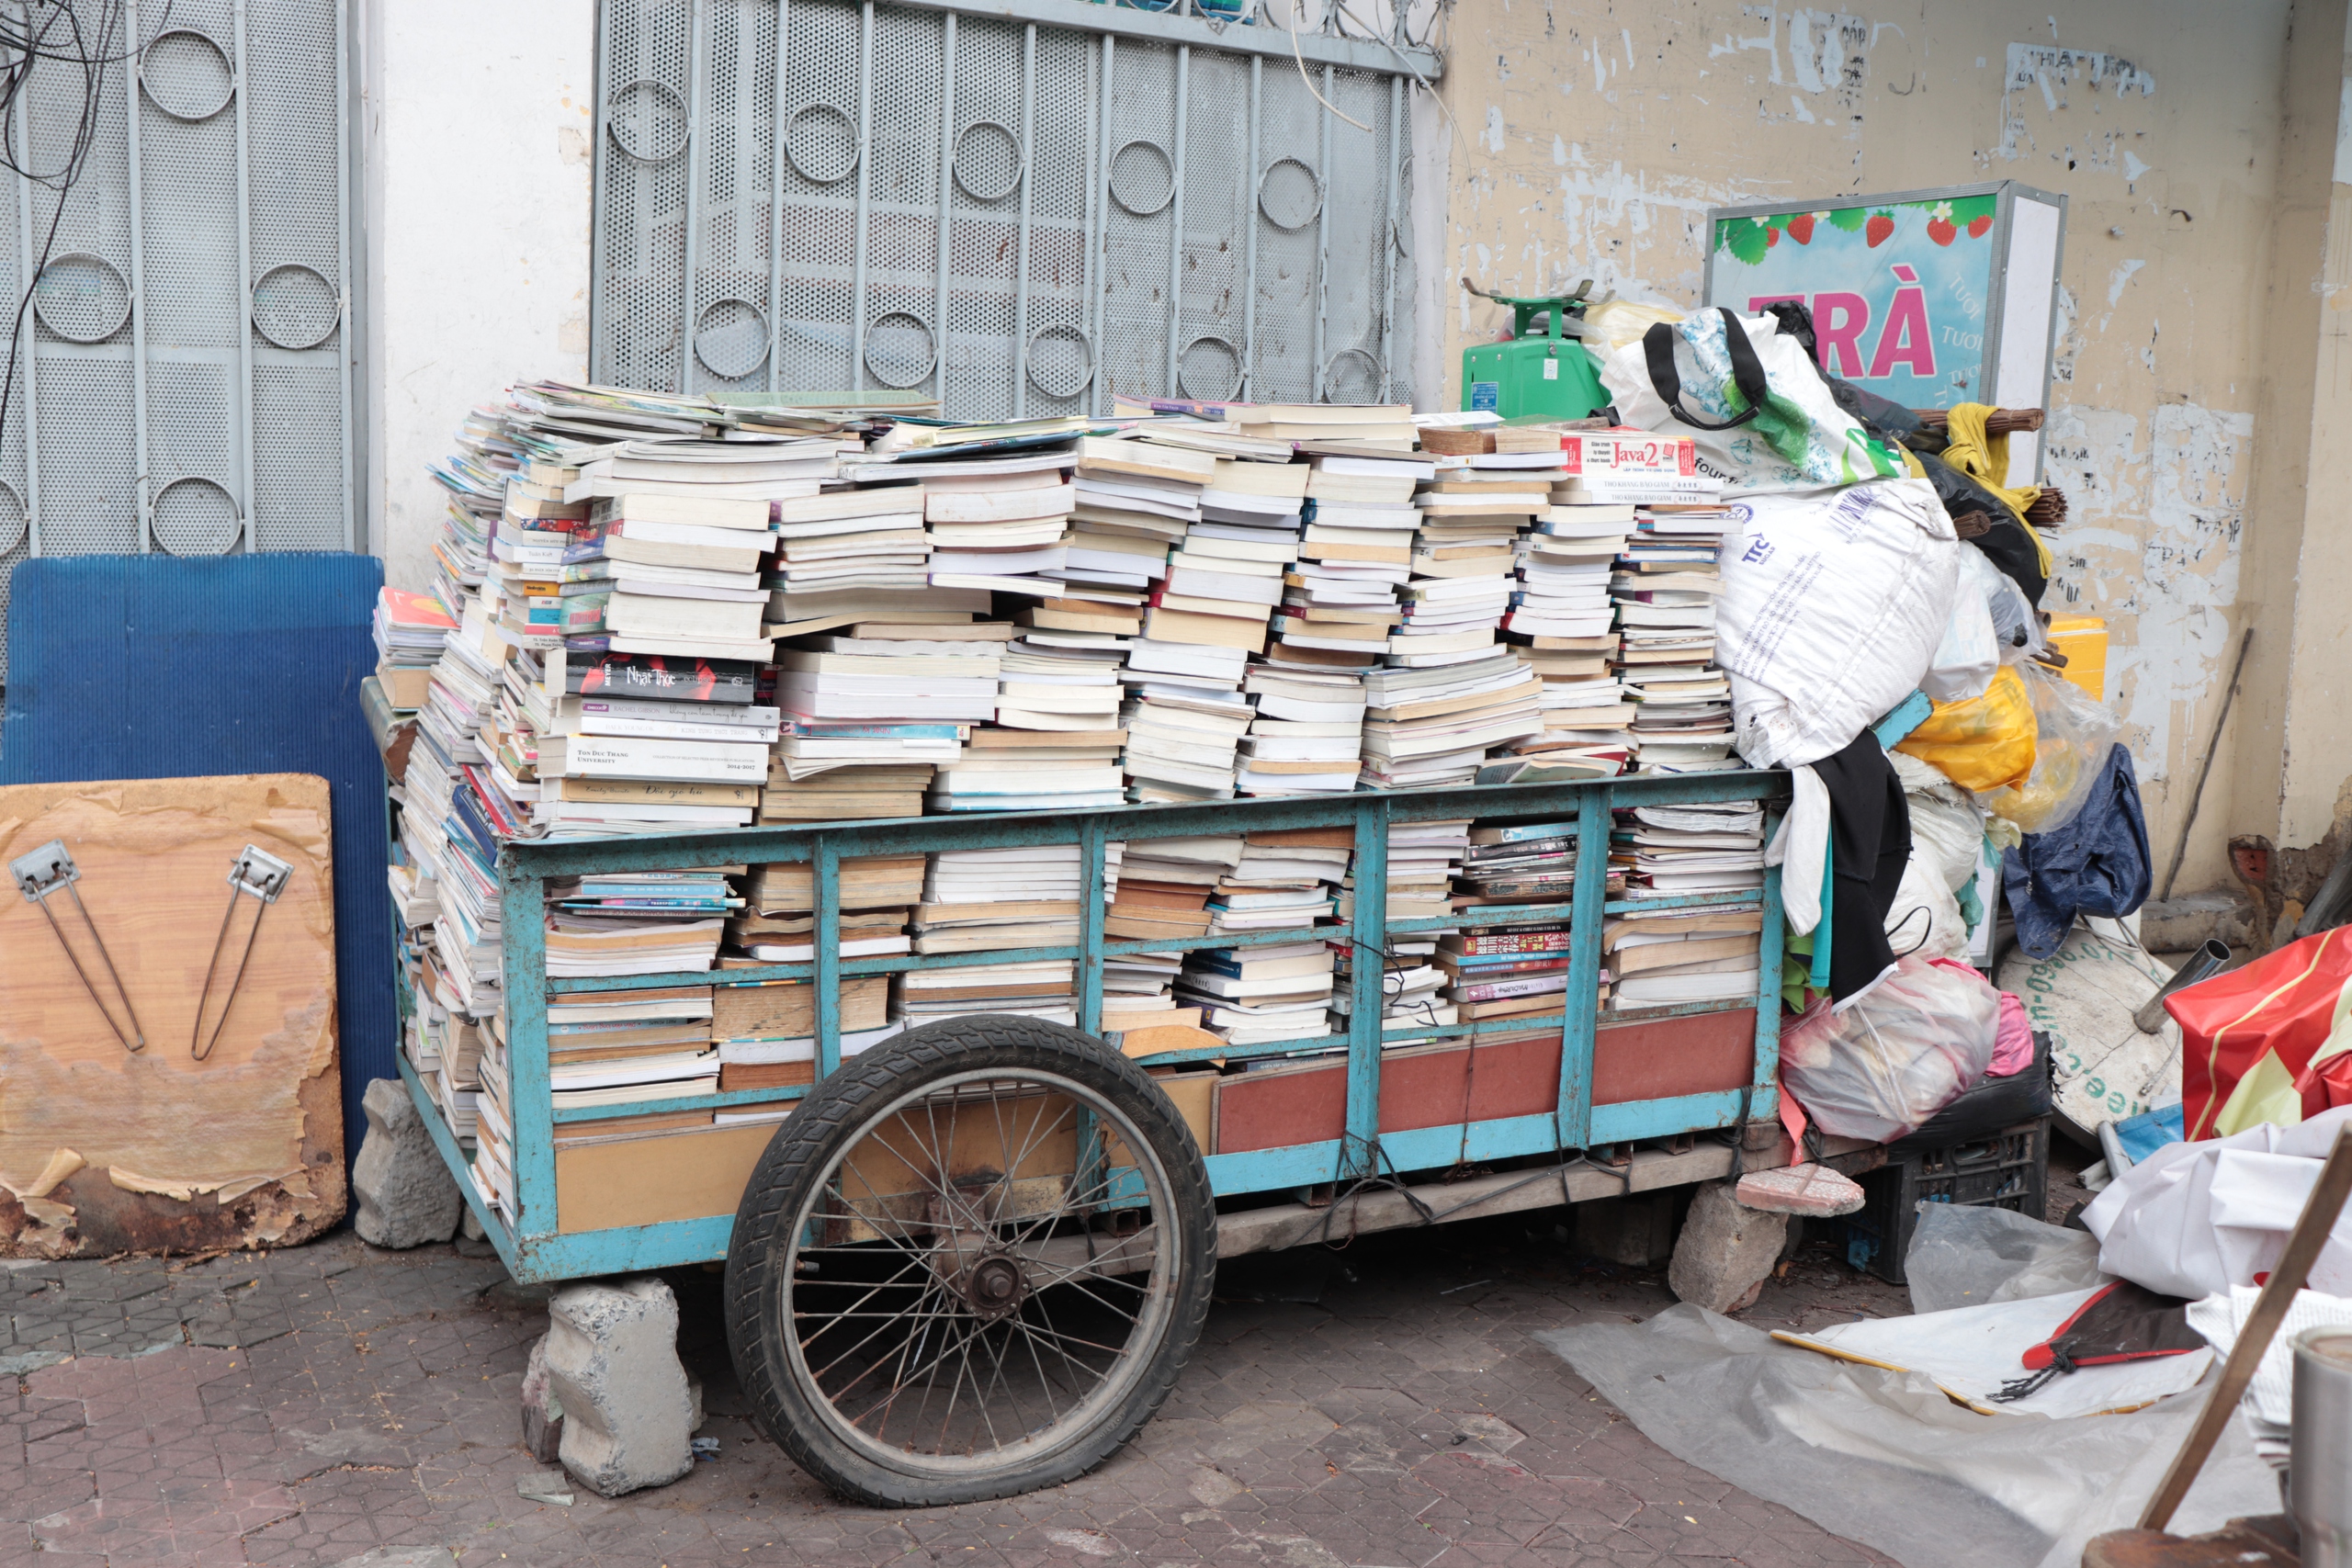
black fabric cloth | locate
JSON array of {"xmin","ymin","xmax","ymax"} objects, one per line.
[
  {"xmin": 1912, "ymin": 447, "xmax": 2049, "ymax": 606},
  {"xmin": 1812, "ymin": 731, "xmax": 1914, "ymax": 1003},
  {"xmin": 1993, "ymin": 1280, "xmax": 2202, "ymax": 1402}
]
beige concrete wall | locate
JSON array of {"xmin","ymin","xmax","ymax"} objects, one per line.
[
  {"xmin": 1422, "ymin": 0, "xmax": 2336, "ymax": 892},
  {"xmin": 362, "ymin": 0, "xmax": 595, "ymax": 598}
]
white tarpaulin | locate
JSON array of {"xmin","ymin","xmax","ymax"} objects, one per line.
[{"xmin": 2082, "ymin": 1104, "xmax": 2352, "ymax": 1299}]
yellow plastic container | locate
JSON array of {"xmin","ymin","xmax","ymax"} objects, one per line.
[{"xmin": 2044, "ymin": 615, "xmax": 2109, "ymax": 703}]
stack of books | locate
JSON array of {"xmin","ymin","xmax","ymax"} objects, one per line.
[
  {"xmin": 1101, "ymin": 438, "xmax": 1265, "ymax": 802},
  {"xmin": 769, "ymin": 622, "xmax": 1000, "ymax": 818},
  {"xmin": 935, "ymin": 623, "xmax": 1129, "ymax": 812},
  {"xmin": 765, "ymin": 482, "xmax": 932, "ymax": 627},
  {"xmin": 1616, "ymin": 801, "xmax": 1768, "ymax": 905},
  {"xmin": 529, "ymin": 651, "xmax": 774, "ymax": 837},
  {"xmin": 1604, "ymin": 903, "xmax": 1767, "ymax": 1010},
  {"xmin": 373, "ymin": 587, "xmax": 459, "ymax": 712},
  {"xmin": 1614, "ymin": 506, "xmax": 1736, "ymax": 772},
  {"xmin": 1177, "ymin": 918, "xmax": 1339, "ymax": 1049},
  {"xmin": 922, "ymin": 461, "xmax": 1078, "ymax": 597},
  {"xmin": 899, "ymin": 845, "xmax": 1123, "ymax": 1027},
  {"xmin": 1358, "ymin": 651, "xmax": 1543, "ymax": 789},
  {"xmin": 424, "ymin": 405, "xmax": 511, "ymax": 618}
]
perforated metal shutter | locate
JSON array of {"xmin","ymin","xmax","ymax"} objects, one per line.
[
  {"xmin": 591, "ymin": 0, "xmax": 1430, "ymax": 419},
  {"xmin": 0, "ymin": 0, "xmax": 358, "ymax": 684}
]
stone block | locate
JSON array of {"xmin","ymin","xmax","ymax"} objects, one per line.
[
  {"xmin": 520, "ymin": 1333, "xmax": 563, "ymax": 1463},
  {"xmin": 323, "ymin": 1551, "xmax": 458, "ymax": 1568},
  {"xmin": 545, "ymin": 1276, "xmax": 695, "ymax": 1496},
  {"xmin": 1667, "ymin": 1181, "xmax": 1787, "ymax": 1314},
  {"xmin": 1572, "ymin": 1190, "xmax": 1678, "ymax": 1267},
  {"xmin": 1735, "ymin": 1163, "xmax": 1866, "ymax": 1217},
  {"xmin": 351, "ymin": 1078, "xmax": 462, "ymax": 1249}
]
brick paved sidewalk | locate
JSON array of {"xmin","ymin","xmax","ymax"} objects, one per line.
[{"xmin": 0, "ymin": 1213, "xmax": 1911, "ymax": 1568}]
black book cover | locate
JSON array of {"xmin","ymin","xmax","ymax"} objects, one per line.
[{"xmin": 568, "ymin": 652, "xmax": 760, "ymax": 705}]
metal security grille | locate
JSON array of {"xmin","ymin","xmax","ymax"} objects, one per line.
[
  {"xmin": 591, "ymin": 0, "xmax": 1435, "ymax": 419},
  {"xmin": 0, "ymin": 0, "xmax": 357, "ymax": 683}
]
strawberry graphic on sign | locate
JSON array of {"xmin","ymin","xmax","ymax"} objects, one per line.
[
  {"xmin": 1864, "ymin": 211, "xmax": 1895, "ymax": 247},
  {"xmin": 1967, "ymin": 213, "xmax": 1993, "ymax": 238},
  {"xmin": 1925, "ymin": 200, "xmax": 1958, "ymax": 247},
  {"xmin": 1787, "ymin": 211, "xmax": 1819, "ymax": 244}
]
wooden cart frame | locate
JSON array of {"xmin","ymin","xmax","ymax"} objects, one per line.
[{"xmin": 396, "ymin": 770, "xmax": 1790, "ymax": 1283}]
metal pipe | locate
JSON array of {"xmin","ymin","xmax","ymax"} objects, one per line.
[
  {"xmin": 814, "ymin": 835, "xmax": 842, "ymax": 1077},
  {"xmin": 125, "ymin": 0, "xmax": 150, "ymax": 552},
  {"xmin": 1310, "ymin": 61, "xmax": 1333, "ymax": 402},
  {"xmin": 587, "ymin": 0, "xmax": 613, "ymax": 381},
  {"xmin": 13, "ymin": 76, "xmax": 37, "ymax": 554},
  {"xmin": 679, "ymin": 0, "xmax": 708, "ymax": 394},
  {"xmin": 2134, "ymin": 937, "xmax": 2233, "ymax": 1034},
  {"xmin": 850, "ymin": 0, "xmax": 874, "ymax": 390},
  {"xmin": 2161, "ymin": 626, "xmax": 2254, "ymax": 903},
  {"xmin": 766, "ymin": 0, "xmax": 790, "ymax": 393},
  {"xmin": 1078, "ymin": 817, "xmax": 1105, "ymax": 1034},
  {"xmin": 232, "ymin": 0, "xmax": 254, "ymax": 549},
  {"xmin": 334, "ymin": 0, "xmax": 356, "ymax": 549},
  {"xmin": 1163, "ymin": 45, "xmax": 1188, "ymax": 395},
  {"xmin": 1010, "ymin": 22, "xmax": 1035, "ymax": 417},
  {"xmin": 1375, "ymin": 72, "xmax": 1400, "ymax": 400},
  {"xmin": 1240, "ymin": 53, "xmax": 1260, "ymax": 399},
  {"xmin": 1341, "ymin": 793, "xmax": 1390, "ymax": 1178},
  {"xmin": 1088, "ymin": 35, "xmax": 1114, "ymax": 415},
  {"xmin": 933, "ymin": 13, "xmax": 956, "ymax": 408}
]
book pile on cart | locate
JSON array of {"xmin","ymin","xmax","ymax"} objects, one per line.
[{"xmin": 376, "ymin": 380, "xmax": 1776, "ymax": 1227}]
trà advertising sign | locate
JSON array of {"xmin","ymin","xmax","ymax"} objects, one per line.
[{"xmin": 1704, "ymin": 188, "xmax": 2001, "ymax": 412}]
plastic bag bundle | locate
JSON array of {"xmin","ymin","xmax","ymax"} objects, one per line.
[
  {"xmin": 1975, "ymin": 660, "xmax": 2122, "ymax": 834},
  {"xmin": 1895, "ymin": 665, "xmax": 2038, "ymax": 794},
  {"xmin": 1779, "ymin": 954, "xmax": 2003, "ymax": 1142},
  {"xmin": 1922, "ymin": 581, "xmax": 1999, "ymax": 703}
]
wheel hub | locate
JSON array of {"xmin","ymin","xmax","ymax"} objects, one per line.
[{"xmin": 960, "ymin": 1253, "xmax": 1027, "ymax": 1320}]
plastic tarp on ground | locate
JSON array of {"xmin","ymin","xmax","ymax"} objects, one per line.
[
  {"xmin": 1539, "ymin": 1310, "xmax": 2270, "ymax": 1568},
  {"xmin": 2083, "ymin": 1104, "xmax": 2352, "ymax": 1298}
]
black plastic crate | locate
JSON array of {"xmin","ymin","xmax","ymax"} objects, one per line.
[{"xmin": 1838, "ymin": 1117, "xmax": 2050, "ymax": 1285}]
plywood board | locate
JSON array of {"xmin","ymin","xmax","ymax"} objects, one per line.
[
  {"xmin": 557, "ymin": 1123, "xmax": 777, "ymax": 1233},
  {"xmin": 0, "ymin": 775, "xmax": 345, "ymax": 1256}
]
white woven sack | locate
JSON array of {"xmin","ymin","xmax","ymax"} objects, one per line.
[{"xmin": 1716, "ymin": 476, "xmax": 1959, "ymax": 770}]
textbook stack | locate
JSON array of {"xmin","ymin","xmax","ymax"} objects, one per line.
[
  {"xmin": 1104, "ymin": 437, "xmax": 1262, "ymax": 803},
  {"xmin": 531, "ymin": 650, "xmax": 775, "ymax": 838},
  {"xmin": 922, "ymin": 459, "xmax": 1079, "ymax": 599},
  {"xmin": 1525, "ymin": 431, "xmax": 1733, "ymax": 773},
  {"xmin": 765, "ymin": 482, "xmax": 933, "ymax": 632},
  {"xmin": 1442, "ymin": 817, "xmax": 1589, "ymax": 1025},
  {"xmin": 1608, "ymin": 795, "xmax": 1767, "ymax": 1009},
  {"xmin": 900, "ymin": 846, "xmax": 1124, "ymax": 1027},
  {"xmin": 424, "ymin": 405, "xmax": 510, "ymax": 620},
  {"xmin": 1101, "ymin": 834, "xmax": 1238, "ymax": 1033},
  {"xmin": 938, "ymin": 620, "xmax": 1129, "ymax": 813},
  {"xmin": 772, "ymin": 621, "xmax": 999, "ymax": 821},
  {"xmin": 1332, "ymin": 444, "xmax": 1540, "ymax": 788},
  {"xmin": 373, "ymin": 587, "xmax": 458, "ymax": 713}
]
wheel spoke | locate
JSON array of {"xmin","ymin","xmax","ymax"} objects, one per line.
[{"xmin": 772, "ymin": 1057, "xmax": 1192, "ymax": 1477}]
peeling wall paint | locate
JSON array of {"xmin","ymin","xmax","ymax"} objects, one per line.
[{"xmin": 1424, "ymin": 0, "xmax": 2314, "ymax": 890}]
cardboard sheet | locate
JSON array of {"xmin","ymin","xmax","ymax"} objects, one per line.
[{"xmin": 0, "ymin": 775, "xmax": 345, "ymax": 1256}]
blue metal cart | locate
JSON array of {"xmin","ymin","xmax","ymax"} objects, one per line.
[{"xmin": 398, "ymin": 768, "xmax": 1788, "ymax": 1505}]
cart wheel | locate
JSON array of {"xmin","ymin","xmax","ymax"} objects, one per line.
[{"xmin": 724, "ymin": 1015, "xmax": 1217, "ymax": 1506}]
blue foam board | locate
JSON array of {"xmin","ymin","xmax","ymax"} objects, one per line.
[{"xmin": 0, "ymin": 552, "xmax": 394, "ymax": 1168}]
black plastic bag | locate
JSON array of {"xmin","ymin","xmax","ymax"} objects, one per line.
[{"xmin": 1914, "ymin": 447, "xmax": 2048, "ymax": 606}]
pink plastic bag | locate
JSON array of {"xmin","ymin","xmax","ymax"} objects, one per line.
[
  {"xmin": 1780, "ymin": 953, "xmax": 2003, "ymax": 1142},
  {"xmin": 1990, "ymin": 989, "xmax": 2035, "ymax": 1077}
]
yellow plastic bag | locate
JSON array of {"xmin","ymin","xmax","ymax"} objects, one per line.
[
  {"xmin": 1894, "ymin": 665, "xmax": 2036, "ymax": 794},
  {"xmin": 1973, "ymin": 660, "xmax": 2123, "ymax": 833}
]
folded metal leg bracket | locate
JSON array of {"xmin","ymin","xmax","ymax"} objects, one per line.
[
  {"xmin": 190, "ymin": 844, "xmax": 294, "ymax": 1062},
  {"xmin": 10, "ymin": 839, "xmax": 146, "ymax": 1052}
]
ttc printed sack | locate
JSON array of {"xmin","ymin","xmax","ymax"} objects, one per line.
[
  {"xmin": 1714, "ymin": 476, "xmax": 1960, "ymax": 769},
  {"xmin": 1600, "ymin": 307, "xmax": 1908, "ymax": 496},
  {"xmin": 1894, "ymin": 664, "xmax": 2038, "ymax": 794},
  {"xmin": 1778, "ymin": 953, "xmax": 2003, "ymax": 1143},
  {"xmin": 2172, "ymin": 928, "xmax": 2352, "ymax": 1141}
]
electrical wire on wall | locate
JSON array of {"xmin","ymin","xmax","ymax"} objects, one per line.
[{"xmin": 0, "ymin": 0, "xmax": 151, "ymax": 468}]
